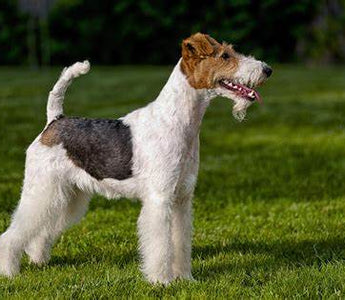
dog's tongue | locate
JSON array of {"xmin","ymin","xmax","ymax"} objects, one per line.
[
  {"xmin": 235, "ymin": 82, "xmax": 263, "ymax": 104},
  {"xmin": 219, "ymin": 80, "xmax": 263, "ymax": 104},
  {"xmin": 254, "ymin": 90, "xmax": 262, "ymax": 104}
]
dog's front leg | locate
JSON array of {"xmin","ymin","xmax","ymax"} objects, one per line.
[
  {"xmin": 171, "ymin": 197, "xmax": 193, "ymax": 280},
  {"xmin": 137, "ymin": 198, "xmax": 173, "ymax": 284}
]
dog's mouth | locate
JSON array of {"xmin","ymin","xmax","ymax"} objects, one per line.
[{"xmin": 218, "ymin": 79, "xmax": 262, "ymax": 104}]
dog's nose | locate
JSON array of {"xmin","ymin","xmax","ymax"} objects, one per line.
[{"xmin": 263, "ymin": 65, "xmax": 272, "ymax": 77}]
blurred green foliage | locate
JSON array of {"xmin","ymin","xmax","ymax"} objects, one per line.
[
  {"xmin": 0, "ymin": 0, "xmax": 344, "ymax": 65},
  {"xmin": 296, "ymin": 0, "xmax": 345, "ymax": 63},
  {"xmin": 0, "ymin": 1, "xmax": 27, "ymax": 64}
]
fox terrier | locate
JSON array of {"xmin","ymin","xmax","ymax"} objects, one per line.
[{"xmin": 0, "ymin": 33, "xmax": 272, "ymax": 284}]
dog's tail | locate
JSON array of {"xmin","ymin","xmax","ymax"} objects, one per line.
[{"xmin": 46, "ymin": 60, "xmax": 90, "ymax": 124}]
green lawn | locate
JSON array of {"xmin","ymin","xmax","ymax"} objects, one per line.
[{"xmin": 1, "ymin": 64, "xmax": 345, "ymax": 298}]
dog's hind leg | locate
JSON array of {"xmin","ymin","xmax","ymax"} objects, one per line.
[
  {"xmin": 0, "ymin": 176, "xmax": 59, "ymax": 277},
  {"xmin": 24, "ymin": 228, "xmax": 55, "ymax": 266},
  {"xmin": 25, "ymin": 189, "xmax": 90, "ymax": 266},
  {"xmin": 0, "ymin": 166, "xmax": 88, "ymax": 277}
]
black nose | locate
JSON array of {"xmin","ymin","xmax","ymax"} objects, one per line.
[{"xmin": 263, "ymin": 65, "xmax": 272, "ymax": 77}]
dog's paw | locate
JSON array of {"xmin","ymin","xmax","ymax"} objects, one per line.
[
  {"xmin": 146, "ymin": 273, "xmax": 175, "ymax": 286},
  {"xmin": 27, "ymin": 253, "xmax": 50, "ymax": 266},
  {"xmin": 174, "ymin": 272, "xmax": 195, "ymax": 282},
  {"xmin": 25, "ymin": 247, "xmax": 51, "ymax": 266},
  {"xmin": 0, "ymin": 256, "xmax": 20, "ymax": 278}
]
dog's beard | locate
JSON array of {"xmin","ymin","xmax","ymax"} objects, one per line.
[
  {"xmin": 214, "ymin": 88, "xmax": 253, "ymax": 122},
  {"xmin": 232, "ymin": 97, "xmax": 252, "ymax": 121}
]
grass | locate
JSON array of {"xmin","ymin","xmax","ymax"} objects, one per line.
[{"xmin": 1, "ymin": 64, "xmax": 345, "ymax": 298}]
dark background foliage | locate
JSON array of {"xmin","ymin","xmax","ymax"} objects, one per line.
[{"xmin": 0, "ymin": 0, "xmax": 344, "ymax": 66}]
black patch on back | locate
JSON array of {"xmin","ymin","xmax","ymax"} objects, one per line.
[{"xmin": 44, "ymin": 117, "xmax": 133, "ymax": 180}]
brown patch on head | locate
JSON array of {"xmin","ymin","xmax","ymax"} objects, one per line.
[
  {"xmin": 181, "ymin": 33, "xmax": 239, "ymax": 89},
  {"xmin": 40, "ymin": 120, "xmax": 62, "ymax": 146}
]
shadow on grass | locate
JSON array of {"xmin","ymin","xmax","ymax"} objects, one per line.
[
  {"xmin": 193, "ymin": 238, "xmax": 345, "ymax": 280},
  {"xmin": 37, "ymin": 247, "xmax": 138, "ymax": 271},
  {"xmin": 26, "ymin": 236, "xmax": 345, "ymax": 283}
]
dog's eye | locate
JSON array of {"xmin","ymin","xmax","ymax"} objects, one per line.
[{"xmin": 221, "ymin": 53, "xmax": 230, "ymax": 60}]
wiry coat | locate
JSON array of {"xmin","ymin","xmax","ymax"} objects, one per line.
[{"xmin": 0, "ymin": 33, "xmax": 271, "ymax": 284}]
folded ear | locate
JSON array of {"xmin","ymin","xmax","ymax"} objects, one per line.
[{"xmin": 182, "ymin": 33, "xmax": 220, "ymax": 59}]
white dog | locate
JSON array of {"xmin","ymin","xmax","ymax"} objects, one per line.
[{"xmin": 0, "ymin": 33, "xmax": 272, "ymax": 284}]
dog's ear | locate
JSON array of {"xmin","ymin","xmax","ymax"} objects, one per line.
[{"xmin": 182, "ymin": 33, "xmax": 220, "ymax": 59}]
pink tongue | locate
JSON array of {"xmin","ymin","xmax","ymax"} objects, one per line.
[{"xmin": 254, "ymin": 90, "xmax": 262, "ymax": 104}]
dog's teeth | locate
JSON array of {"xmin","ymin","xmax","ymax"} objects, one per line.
[{"xmin": 248, "ymin": 91, "xmax": 255, "ymax": 97}]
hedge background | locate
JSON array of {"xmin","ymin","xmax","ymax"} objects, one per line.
[{"xmin": 1, "ymin": 0, "xmax": 344, "ymax": 66}]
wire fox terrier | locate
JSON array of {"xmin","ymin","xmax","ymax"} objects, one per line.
[{"xmin": 0, "ymin": 33, "xmax": 272, "ymax": 284}]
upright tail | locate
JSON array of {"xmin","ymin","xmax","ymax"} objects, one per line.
[{"xmin": 46, "ymin": 60, "xmax": 90, "ymax": 124}]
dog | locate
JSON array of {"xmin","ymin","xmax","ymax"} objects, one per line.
[{"xmin": 0, "ymin": 33, "xmax": 272, "ymax": 284}]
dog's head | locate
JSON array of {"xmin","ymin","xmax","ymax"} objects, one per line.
[{"xmin": 181, "ymin": 33, "xmax": 272, "ymax": 120}]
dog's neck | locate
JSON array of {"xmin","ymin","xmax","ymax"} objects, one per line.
[{"xmin": 153, "ymin": 59, "xmax": 215, "ymax": 133}]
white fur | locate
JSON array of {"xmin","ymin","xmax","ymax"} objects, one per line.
[
  {"xmin": 215, "ymin": 55, "xmax": 268, "ymax": 121},
  {"xmin": 47, "ymin": 60, "xmax": 90, "ymax": 124},
  {"xmin": 0, "ymin": 56, "xmax": 266, "ymax": 283}
]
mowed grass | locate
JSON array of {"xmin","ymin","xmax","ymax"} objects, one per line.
[{"xmin": 1, "ymin": 64, "xmax": 345, "ymax": 298}]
